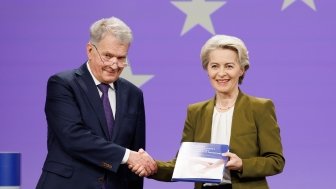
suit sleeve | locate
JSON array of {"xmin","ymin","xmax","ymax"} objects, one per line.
[
  {"xmin": 45, "ymin": 75, "xmax": 125, "ymax": 172},
  {"xmin": 125, "ymin": 90, "xmax": 145, "ymax": 189},
  {"xmin": 131, "ymin": 91, "xmax": 146, "ymax": 151},
  {"xmin": 239, "ymin": 99, "xmax": 285, "ymax": 178}
]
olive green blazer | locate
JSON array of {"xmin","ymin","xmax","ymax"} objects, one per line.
[{"xmin": 151, "ymin": 91, "xmax": 285, "ymax": 189}]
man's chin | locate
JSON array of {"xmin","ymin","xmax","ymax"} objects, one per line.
[{"xmin": 102, "ymin": 76, "xmax": 119, "ymax": 83}]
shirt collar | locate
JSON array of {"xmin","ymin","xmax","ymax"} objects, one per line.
[{"xmin": 86, "ymin": 61, "xmax": 115, "ymax": 90}]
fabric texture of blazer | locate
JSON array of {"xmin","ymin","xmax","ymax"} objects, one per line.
[
  {"xmin": 36, "ymin": 63, "xmax": 146, "ymax": 189},
  {"xmin": 151, "ymin": 90, "xmax": 285, "ymax": 189}
]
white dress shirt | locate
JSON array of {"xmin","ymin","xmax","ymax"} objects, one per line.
[
  {"xmin": 87, "ymin": 62, "xmax": 130, "ymax": 164},
  {"xmin": 207, "ymin": 106, "xmax": 235, "ymax": 185}
]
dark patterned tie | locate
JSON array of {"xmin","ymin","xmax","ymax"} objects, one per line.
[{"xmin": 97, "ymin": 83, "xmax": 114, "ymax": 138}]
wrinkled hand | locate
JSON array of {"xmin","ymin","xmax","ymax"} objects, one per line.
[
  {"xmin": 223, "ymin": 152, "xmax": 243, "ymax": 172},
  {"xmin": 127, "ymin": 149, "xmax": 157, "ymax": 177}
]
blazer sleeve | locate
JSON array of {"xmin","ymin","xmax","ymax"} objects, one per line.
[
  {"xmin": 239, "ymin": 99, "xmax": 285, "ymax": 178},
  {"xmin": 150, "ymin": 104, "xmax": 197, "ymax": 181},
  {"xmin": 45, "ymin": 75, "xmax": 125, "ymax": 172}
]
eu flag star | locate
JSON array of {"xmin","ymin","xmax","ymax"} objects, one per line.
[
  {"xmin": 171, "ymin": 0, "xmax": 226, "ymax": 35},
  {"xmin": 282, "ymin": 0, "xmax": 317, "ymax": 11}
]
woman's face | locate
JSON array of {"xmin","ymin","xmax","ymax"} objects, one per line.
[{"xmin": 207, "ymin": 48, "xmax": 244, "ymax": 95}]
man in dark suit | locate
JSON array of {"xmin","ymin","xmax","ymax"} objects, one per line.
[{"xmin": 36, "ymin": 17, "xmax": 156, "ymax": 189}]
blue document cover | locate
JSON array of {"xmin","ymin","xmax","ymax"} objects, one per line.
[{"xmin": 172, "ymin": 142, "xmax": 229, "ymax": 183}]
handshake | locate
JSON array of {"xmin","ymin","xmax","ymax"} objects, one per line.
[{"xmin": 127, "ymin": 149, "xmax": 158, "ymax": 177}]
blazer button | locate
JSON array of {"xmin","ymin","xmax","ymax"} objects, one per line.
[
  {"xmin": 101, "ymin": 162, "xmax": 112, "ymax": 169},
  {"xmin": 98, "ymin": 176, "xmax": 104, "ymax": 183}
]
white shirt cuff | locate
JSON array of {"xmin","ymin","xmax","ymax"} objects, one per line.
[{"xmin": 121, "ymin": 148, "xmax": 130, "ymax": 164}]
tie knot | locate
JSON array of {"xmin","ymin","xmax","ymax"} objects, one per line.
[{"xmin": 97, "ymin": 83, "xmax": 110, "ymax": 94}]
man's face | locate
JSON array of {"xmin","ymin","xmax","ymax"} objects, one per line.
[{"xmin": 87, "ymin": 34, "xmax": 129, "ymax": 84}]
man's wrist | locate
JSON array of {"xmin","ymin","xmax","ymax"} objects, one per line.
[{"xmin": 121, "ymin": 148, "xmax": 130, "ymax": 164}]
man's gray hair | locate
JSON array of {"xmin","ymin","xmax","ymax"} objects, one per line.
[{"xmin": 89, "ymin": 17, "xmax": 133, "ymax": 45}]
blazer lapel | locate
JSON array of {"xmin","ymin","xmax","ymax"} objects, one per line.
[
  {"xmin": 75, "ymin": 63, "xmax": 110, "ymax": 139},
  {"xmin": 201, "ymin": 98, "xmax": 216, "ymax": 143},
  {"xmin": 230, "ymin": 90, "xmax": 244, "ymax": 150}
]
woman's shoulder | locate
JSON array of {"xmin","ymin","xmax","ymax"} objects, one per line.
[
  {"xmin": 240, "ymin": 92, "xmax": 276, "ymax": 113},
  {"xmin": 241, "ymin": 92, "xmax": 273, "ymax": 105},
  {"xmin": 188, "ymin": 98, "xmax": 214, "ymax": 111}
]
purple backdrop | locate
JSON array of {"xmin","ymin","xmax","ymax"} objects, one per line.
[{"xmin": 1, "ymin": 0, "xmax": 335, "ymax": 188}]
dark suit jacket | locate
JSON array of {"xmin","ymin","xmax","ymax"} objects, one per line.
[
  {"xmin": 36, "ymin": 63, "xmax": 145, "ymax": 189},
  {"xmin": 152, "ymin": 90, "xmax": 285, "ymax": 189}
]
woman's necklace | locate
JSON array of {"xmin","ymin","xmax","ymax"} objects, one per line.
[
  {"xmin": 215, "ymin": 103, "xmax": 234, "ymax": 111},
  {"xmin": 215, "ymin": 104, "xmax": 234, "ymax": 111},
  {"xmin": 215, "ymin": 97, "xmax": 237, "ymax": 112}
]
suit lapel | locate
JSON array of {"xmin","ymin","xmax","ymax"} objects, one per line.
[
  {"xmin": 75, "ymin": 63, "xmax": 110, "ymax": 139},
  {"xmin": 110, "ymin": 79, "xmax": 122, "ymax": 141}
]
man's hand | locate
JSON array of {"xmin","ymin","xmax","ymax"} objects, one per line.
[{"xmin": 127, "ymin": 149, "xmax": 157, "ymax": 177}]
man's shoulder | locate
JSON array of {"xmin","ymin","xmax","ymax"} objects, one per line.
[
  {"xmin": 117, "ymin": 77, "xmax": 142, "ymax": 93},
  {"xmin": 49, "ymin": 64, "xmax": 86, "ymax": 82},
  {"xmin": 54, "ymin": 69, "xmax": 77, "ymax": 78}
]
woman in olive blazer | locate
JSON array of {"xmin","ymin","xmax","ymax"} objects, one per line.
[{"xmin": 151, "ymin": 35, "xmax": 285, "ymax": 189}]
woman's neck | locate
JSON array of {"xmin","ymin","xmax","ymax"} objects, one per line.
[{"xmin": 215, "ymin": 89, "xmax": 239, "ymax": 111}]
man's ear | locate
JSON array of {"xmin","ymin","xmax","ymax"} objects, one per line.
[{"xmin": 86, "ymin": 43, "xmax": 93, "ymax": 58}]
